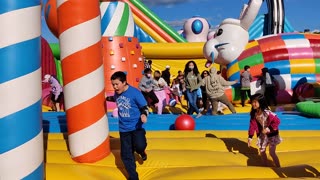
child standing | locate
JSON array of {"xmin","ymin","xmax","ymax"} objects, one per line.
[
  {"xmin": 247, "ymin": 93, "xmax": 281, "ymax": 167},
  {"xmin": 170, "ymin": 78, "xmax": 183, "ymax": 104},
  {"xmin": 183, "ymin": 60, "xmax": 202, "ymax": 116},
  {"xmin": 153, "ymin": 70, "xmax": 168, "ymax": 114},
  {"xmin": 42, "ymin": 74, "xmax": 63, "ymax": 112},
  {"xmin": 106, "ymin": 71, "xmax": 148, "ymax": 180},
  {"xmin": 240, "ymin": 65, "xmax": 253, "ymax": 107}
]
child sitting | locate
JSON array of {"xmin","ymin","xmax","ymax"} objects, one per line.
[{"xmin": 170, "ymin": 78, "xmax": 183, "ymax": 104}]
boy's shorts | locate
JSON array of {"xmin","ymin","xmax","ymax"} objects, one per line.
[{"xmin": 51, "ymin": 92, "xmax": 63, "ymax": 103}]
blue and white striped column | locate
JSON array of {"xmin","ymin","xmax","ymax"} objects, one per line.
[{"xmin": 0, "ymin": 1, "xmax": 44, "ymax": 179}]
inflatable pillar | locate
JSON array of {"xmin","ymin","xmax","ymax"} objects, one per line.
[
  {"xmin": 100, "ymin": 1, "xmax": 144, "ymax": 93},
  {"xmin": 57, "ymin": 0, "xmax": 110, "ymax": 162},
  {"xmin": 0, "ymin": 1, "xmax": 44, "ymax": 179}
]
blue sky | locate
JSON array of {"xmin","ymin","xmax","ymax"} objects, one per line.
[{"xmin": 42, "ymin": 0, "xmax": 320, "ymax": 43}]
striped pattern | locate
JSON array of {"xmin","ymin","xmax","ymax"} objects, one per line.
[
  {"xmin": 57, "ymin": 0, "xmax": 110, "ymax": 162},
  {"xmin": 122, "ymin": 0, "xmax": 177, "ymax": 43},
  {"xmin": 228, "ymin": 33, "xmax": 320, "ymax": 91},
  {"xmin": 0, "ymin": 1, "xmax": 43, "ymax": 179},
  {"xmin": 100, "ymin": 1, "xmax": 134, "ymax": 37}
]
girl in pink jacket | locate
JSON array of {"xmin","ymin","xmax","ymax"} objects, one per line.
[{"xmin": 247, "ymin": 93, "xmax": 281, "ymax": 167}]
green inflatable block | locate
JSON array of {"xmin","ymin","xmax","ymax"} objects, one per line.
[{"xmin": 296, "ymin": 100, "xmax": 320, "ymax": 118}]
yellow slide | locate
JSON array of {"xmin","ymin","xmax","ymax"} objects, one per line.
[{"xmin": 140, "ymin": 42, "xmax": 215, "ymax": 77}]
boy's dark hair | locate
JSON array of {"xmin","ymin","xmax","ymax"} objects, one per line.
[
  {"xmin": 244, "ymin": 65, "xmax": 250, "ymax": 71},
  {"xmin": 144, "ymin": 68, "xmax": 152, "ymax": 74},
  {"xmin": 111, "ymin": 71, "xmax": 126, "ymax": 82},
  {"xmin": 262, "ymin": 67, "xmax": 268, "ymax": 73}
]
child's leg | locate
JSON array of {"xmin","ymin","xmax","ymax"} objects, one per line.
[
  {"xmin": 153, "ymin": 91, "xmax": 161, "ymax": 114},
  {"xmin": 210, "ymin": 98, "xmax": 219, "ymax": 115},
  {"xmin": 164, "ymin": 87, "xmax": 171, "ymax": 104},
  {"xmin": 50, "ymin": 94, "xmax": 57, "ymax": 111},
  {"xmin": 51, "ymin": 102, "xmax": 57, "ymax": 111},
  {"xmin": 120, "ymin": 131, "xmax": 139, "ymax": 179},
  {"xmin": 259, "ymin": 148, "xmax": 268, "ymax": 166},
  {"xmin": 148, "ymin": 91, "xmax": 159, "ymax": 106},
  {"xmin": 55, "ymin": 102, "xmax": 60, "ymax": 112},
  {"xmin": 154, "ymin": 90, "xmax": 166, "ymax": 114},
  {"xmin": 218, "ymin": 94, "xmax": 236, "ymax": 113},
  {"xmin": 269, "ymin": 145, "xmax": 280, "ymax": 167},
  {"xmin": 240, "ymin": 89, "xmax": 246, "ymax": 107},
  {"xmin": 133, "ymin": 129, "xmax": 147, "ymax": 158}
]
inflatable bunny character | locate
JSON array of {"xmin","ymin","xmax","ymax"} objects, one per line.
[{"xmin": 203, "ymin": 0, "xmax": 263, "ymax": 67}]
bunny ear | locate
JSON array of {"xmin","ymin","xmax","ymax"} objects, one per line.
[
  {"xmin": 239, "ymin": 4, "xmax": 248, "ymax": 20},
  {"xmin": 240, "ymin": 0, "xmax": 263, "ymax": 31}
]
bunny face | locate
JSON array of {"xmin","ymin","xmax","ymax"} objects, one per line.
[
  {"xmin": 203, "ymin": 0, "xmax": 262, "ymax": 67},
  {"xmin": 203, "ymin": 18, "xmax": 249, "ymax": 67}
]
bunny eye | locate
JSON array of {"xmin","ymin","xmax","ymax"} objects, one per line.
[{"xmin": 216, "ymin": 28, "xmax": 223, "ymax": 36}]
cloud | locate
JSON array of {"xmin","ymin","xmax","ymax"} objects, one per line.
[
  {"xmin": 141, "ymin": 0, "xmax": 191, "ymax": 7},
  {"xmin": 164, "ymin": 19, "xmax": 189, "ymax": 29}
]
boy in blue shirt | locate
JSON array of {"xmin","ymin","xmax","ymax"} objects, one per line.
[{"xmin": 106, "ymin": 71, "xmax": 148, "ymax": 180}]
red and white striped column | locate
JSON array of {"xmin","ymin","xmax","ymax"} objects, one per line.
[{"xmin": 57, "ymin": 0, "xmax": 110, "ymax": 162}]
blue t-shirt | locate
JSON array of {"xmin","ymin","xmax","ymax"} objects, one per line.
[{"xmin": 114, "ymin": 85, "xmax": 147, "ymax": 132}]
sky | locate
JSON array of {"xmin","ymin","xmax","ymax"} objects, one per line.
[{"xmin": 42, "ymin": 0, "xmax": 320, "ymax": 43}]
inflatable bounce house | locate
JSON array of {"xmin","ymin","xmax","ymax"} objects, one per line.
[{"xmin": 1, "ymin": 0, "xmax": 320, "ymax": 179}]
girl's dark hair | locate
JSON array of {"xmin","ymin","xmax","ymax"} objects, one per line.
[
  {"xmin": 250, "ymin": 93, "xmax": 269, "ymax": 118},
  {"xmin": 154, "ymin": 70, "xmax": 161, "ymax": 74},
  {"xmin": 111, "ymin": 71, "xmax": 127, "ymax": 83},
  {"xmin": 183, "ymin": 60, "xmax": 200, "ymax": 77},
  {"xmin": 201, "ymin": 70, "xmax": 210, "ymax": 79}
]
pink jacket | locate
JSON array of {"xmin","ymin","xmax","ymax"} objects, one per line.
[{"xmin": 248, "ymin": 110, "xmax": 280, "ymax": 138}]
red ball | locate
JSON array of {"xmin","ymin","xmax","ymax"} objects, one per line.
[{"xmin": 175, "ymin": 114, "xmax": 195, "ymax": 130}]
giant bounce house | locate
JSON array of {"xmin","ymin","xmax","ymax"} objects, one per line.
[{"xmin": 1, "ymin": 0, "xmax": 320, "ymax": 179}]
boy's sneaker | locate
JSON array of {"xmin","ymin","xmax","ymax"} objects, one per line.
[
  {"xmin": 140, "ymin": 151, "xmax": 147, "ymax": 161},
  {"xmin": 196, "ymin": 113, "xmax": 202, "ymax": 118},
  {"xmin": 217, "ymin": 111, "xmax": 224, "ymax": 115}
]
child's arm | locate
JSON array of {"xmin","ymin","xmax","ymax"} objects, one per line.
[
  {"xmin": 267, "ymin": 112, "xmax": 280, "ymax": 134},
  {"xmin": 248, "ymin": 119, "xmax": 258, "ymax": 147},
  {"xmin": 106, "ymin": 96, "xmax": 115, "ymax": 102},
  {"xmin": 139, "ymin": 105, "xmax": 149, "ymax": 123}
]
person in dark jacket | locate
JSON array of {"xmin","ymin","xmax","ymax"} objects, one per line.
[
  {"xmin": 161, "ymin": 65, "xmax": 171, "ymax": 86},
  {"xmin": 259, "ymin": 67, "xmax": 277, "ymax": 106}
]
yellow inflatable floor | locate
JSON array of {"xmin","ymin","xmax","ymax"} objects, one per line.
[{"xmin": 45, "ymin": 130, "xmax": 320, "ymax": 179}]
